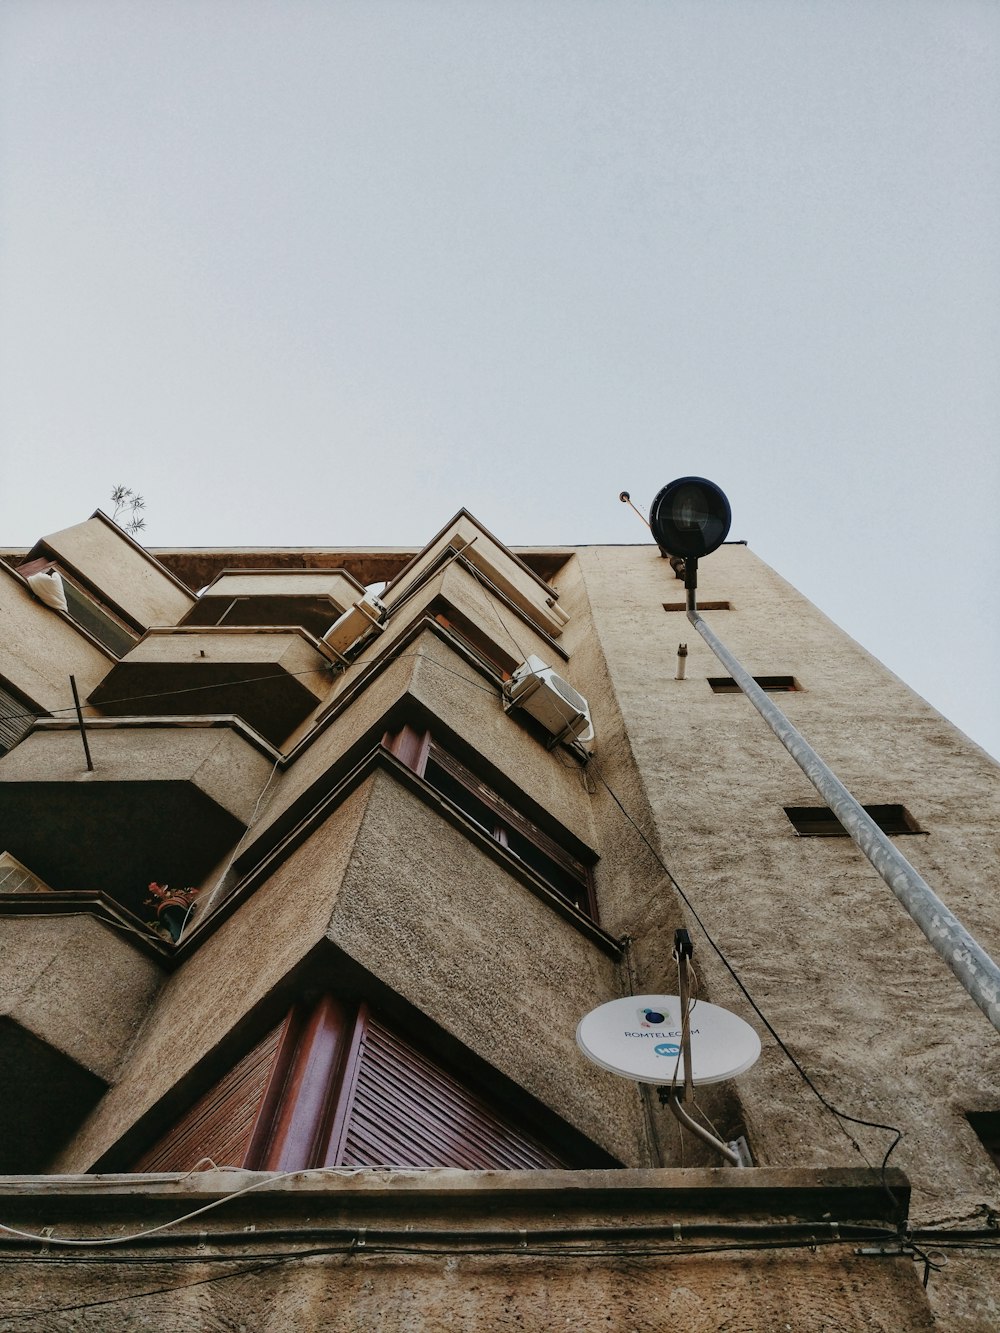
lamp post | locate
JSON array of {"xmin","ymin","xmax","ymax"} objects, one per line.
[{"xmin": 649, "ymin": 477, "xmax": 1000, "ymax": 1037}]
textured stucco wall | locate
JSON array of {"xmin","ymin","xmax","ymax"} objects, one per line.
[
  {"xmin": 198, "ymin": 569, "xmax": 362, "ymax": 602},
  {"xmin": 0, "ymin": 1169, "xmax": 933, "ymax": 1333},
  {"xmin": 384, "ymin": 513, "xmax": 567, "ymax": 640},
  {"xmin": 0, "ymin": 917, "xmax": 164, "ymax": 1084},
  {"xmin": 329, "ymin": 766, "xmax": 635, "ymax": 1163},
  {"xmin": 0, "ymin": 721, "xmax": 278, "ymax": 828},
  {"xmin": 54, "ymin": 759, "xmax": 630, "ymax": 1172},
  {"xmin": 242, "ymin": 624, "xmax": 597, "ymax": 871},
  {"xmin": 0, "ymin": 562, "xmax": 112, "ymax": 712},
  {"xmin": 576, "ymin": 541, "xmax": 1000, "ymax": 1329},
  {"xmin": 40, "ymin": 516, "xmax": 195, "ymax": 627}
]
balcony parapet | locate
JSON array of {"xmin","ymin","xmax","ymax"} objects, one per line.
[
  {"xmin": 181, "ymin": 568, "xmax": 365, "ymax": 638},
  {"xmin": 0, "ymin": 716, "xmax": 280, "ymax": 917},
  {"xmin": 89, "ymin": 626, "xmax": 338, "ymax": 747},
  {"xmin": 384, "ymin": 511, "xmax": 570, "ymax": 642},
  {"xmin": 0, "ymin": 903, "xmax": 166, "ymax": 1171}
]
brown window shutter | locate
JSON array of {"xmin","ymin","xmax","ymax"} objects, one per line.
[
  {"xmin": 131, "ymin": 1019, "xmax": 285, "ymax": 1172},
  {"xmin": 0, "ymin": 682, "xmax": 36, "ymax": 755},
  {"xmin": 335, "ymin": 1012, "xmax": 569, "ymax": 1170}
]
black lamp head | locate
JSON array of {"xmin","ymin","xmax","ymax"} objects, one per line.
[{"xmin": 649, "ymin": 477, "xmax": 732, "ymax": 559}]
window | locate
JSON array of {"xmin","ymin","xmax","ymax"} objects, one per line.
[
  {"xmin": 384, "ymin": 725, "xmax": 596, "ymax": 918},
  {"xmin": 784, "ymin": 804, "xmax": 923, "ymax": 837},
  {"xmin": 17, "ymin": 557, "xmax": 137, "ymax": 657},
  {"xmin": 132, "ymin": 996, "xmax": 607, "ymax": 1172},
  {"xmin": 664, "ymin": 600, "xmax": 730, "ymax": 611},
  {"xmin": 432, "ymin": 610, "xmax": 515, "ymax": 680},
  {"xmin": 709, "ymin": 676, "xmax": 798, "ymax": 693},
  {"xmin": 0, "ymin": 679, "xmax": 37, "ymax": 756}
]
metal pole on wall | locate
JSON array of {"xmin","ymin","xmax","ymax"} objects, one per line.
[
  {"xmin": 639, "ymin": 475, "xmax": 1000, "ymax": 1039},
  {"xmin": 686, "ymin": 585, "xmax": 1000, "ymax": 1037},
  {"xmin": 69, "ymin": 675, "xmax": 94, "ymax": 773}
]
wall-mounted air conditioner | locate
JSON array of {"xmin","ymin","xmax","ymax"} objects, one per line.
[
  {"xmin": 503, "ymin": 655, "xmax": 595, "ymax": 746},
  {"xmin": 322, "ymin": 592, "xmax": 389, "ymax": 655}
]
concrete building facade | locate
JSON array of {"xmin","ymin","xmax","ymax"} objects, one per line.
[{"xmin": 0, "ymin": 508, "xmax": 998, "ymax": 1330}]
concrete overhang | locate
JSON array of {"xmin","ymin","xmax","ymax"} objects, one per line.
[
  {"xmin": 0, "ymin": 1164, "xmax": 911, "ymax": 1227},
  {"xmin": 0, "ymin": 717, "xmax": 279, "ymax": 915},
  {"xmin": 89, "ymin": 627, "xmax": 335, "ymax": 747},
  {"xmin": 383, "ymin": 511, "xmax": 570, "ymax": 640},
  {"xmin": 0, "ymin": 912, "xmax": 165, "ymax": 1172},
  {"xmin": 180, "ymin": 569, "xmax": 365, "ymax": 638}
]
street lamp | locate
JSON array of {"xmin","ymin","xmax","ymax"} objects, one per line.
[
  {"xmin": 649, "ymin": 476, "xmax": 731, "ymax": 561},
  {"xmin": 650, "ymin": 476, "xmax": 1000, "ymax": 1037}
]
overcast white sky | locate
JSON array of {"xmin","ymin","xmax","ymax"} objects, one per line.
[{"xmin": 0, "ymin": 1, "xmax": 997, "ymax": 759}]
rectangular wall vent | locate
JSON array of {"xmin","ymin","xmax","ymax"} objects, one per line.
[
  {"xmin": 709, "ymin": 676, "xmax": 798, "ymax": 693},
  {"xmin": 784, "ymin": 805, "xmax": 923, "ymax": 837}
]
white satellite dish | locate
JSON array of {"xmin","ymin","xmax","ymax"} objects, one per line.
[{"xmin": 576, "ymin": 993, "xmax": 760, "ymax": 1086}]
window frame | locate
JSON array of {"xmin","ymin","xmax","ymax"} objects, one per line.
[
  {"xmin": 16, "ymin": 556, "xmax": 139, "ymax": 657},
  {"xmin": 384, "ymin": 724, "xmax": 598, "ymax": 920},
  {"xmin": 132, "ymin": 994, "xmax": 608, "ymax": 1173}
]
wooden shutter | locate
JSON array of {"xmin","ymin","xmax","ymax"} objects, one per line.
[
  {"xmin": 334, "ymin": 1011, "xmax": 569, "ymax": 1170},
  {"xmin": 0, "ymin": 682, "xmax": 36, "ymax": 755},
  {"xmin": 132, "ymin": 1019, "xmax": 285, "ymax": 1172}
]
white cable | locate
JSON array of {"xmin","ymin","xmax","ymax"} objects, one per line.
[{"xmin": 0, "ymin": 1167, "xmax": 397, "ymax": 1249}]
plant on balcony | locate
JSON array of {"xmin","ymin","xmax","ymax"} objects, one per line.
[{"xmin": 145, "ymin": 882, "xmax": 198, "ymax": 942}]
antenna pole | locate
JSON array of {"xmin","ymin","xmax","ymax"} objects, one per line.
[
  {"xmin": 674, "ymin": 928, "xmax": 695, "ymax": 1103},
  {"xmin": 659, "ymin": 929, "xmax": 746, "ymax": 1167},
  {"xmin": 69, "ymin": 675, "xmax": 94, "ymax": 773}
]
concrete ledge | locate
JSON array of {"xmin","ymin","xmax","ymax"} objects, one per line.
[{"xmin": 0, "ymin": 1166, "xmax": 910, "ymax": 1230}]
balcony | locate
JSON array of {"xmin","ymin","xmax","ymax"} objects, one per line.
[
  {"xmin": 383, "ymin": 511, "xmax": 570, "ymax": 642},
  {"xmin": 0, "ymin": 717, "xmax": 279, "ymax": 917},
  {"xmin": 0, "ymin": 904, "xmax": 165, "ymax": 1171},
  {"xmin": 89, "ymin": 627, "xmax": 335, "ymax": 747},
  {"xmin": 181, "ymin": 569, "xmax": 365, "ymax": 638}
]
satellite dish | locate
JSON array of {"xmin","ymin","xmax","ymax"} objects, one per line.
[
  {"xmin": 576, "ymin": 993, "xmax": 760, "ymax": 1086},
  {"xmin": 649, "ymin": 477, "xmax": 732, "ymax": 559}
]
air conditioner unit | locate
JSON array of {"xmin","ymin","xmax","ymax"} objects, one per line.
[
  {"xmin": 503, "ymin": 655, "xmax": 595, "ymax": 746},
  {"xmin": 322, "ymin": 592, "xmax": 388, "ymax": 655}
]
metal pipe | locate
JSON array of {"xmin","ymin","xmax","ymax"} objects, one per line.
[
  {"xmin": 686, "ymin": 587, "xmax": 1000, "ymax": 1036},
  {"xmin": 661, "ymin": 1088, "xmax": 742, "ymax": 1167},
  {"xmin": 69, "ymin": 675, "xmax": 94, "ymax": 772}
]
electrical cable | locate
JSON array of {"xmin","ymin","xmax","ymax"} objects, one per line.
[
  {"xmin": 392, "ymin": 573, "xmax": 904, "ymax": 1185},
  {"xmin": 0, "ymin": 1226, "xmax": 938, "ymax": 1322},
  {"xmin": 463, "ymin": 561, "xmax": 532, "ymax": 663},
  {"xmin": 0, "ymin": 570, "xmax": 904, "ymax": 1204},
  {"xmin": 177, "ymin": 750, "xmax": 283, "ymax": 937},
  {"xmin": 4, "ymin": 1228, "xmax": 962, "ymax": 1325},
  {"xmin": 0, "ymin": 1167, "xmax": 380, "ymax": 1249},
  {"xmin": 0, "ymin": 651, "xmax": 497, "ymax": 732},
  {"xmin": 0, "ymin": 665, "xmax": 338, "ymax": 726},
  {"xmin": 586, "ymin": 750, "xmax": 904, "ymax": 1193}
]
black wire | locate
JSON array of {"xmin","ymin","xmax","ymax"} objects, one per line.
[
  {"xmin": 0, "ymin": 665, "xmax": 337, "ymax": 724},
  {"xmin": 2, "ymin": 588, "xmax": 905, "ymax": 1196},
  {"xmin": 0, "ymin": 1255, "xmax": 291, "ymax": 1324},
  {"xmin": 588, "ymin": 754, "xmax": 905, "ymax": 1200},
  {"xmin": 0, "ymin": 651, "xmax": 497, "ymax": 729},
  {"xmin": 0, "ymin": 1231, "xmax": 935, "ymax": 1324}
]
